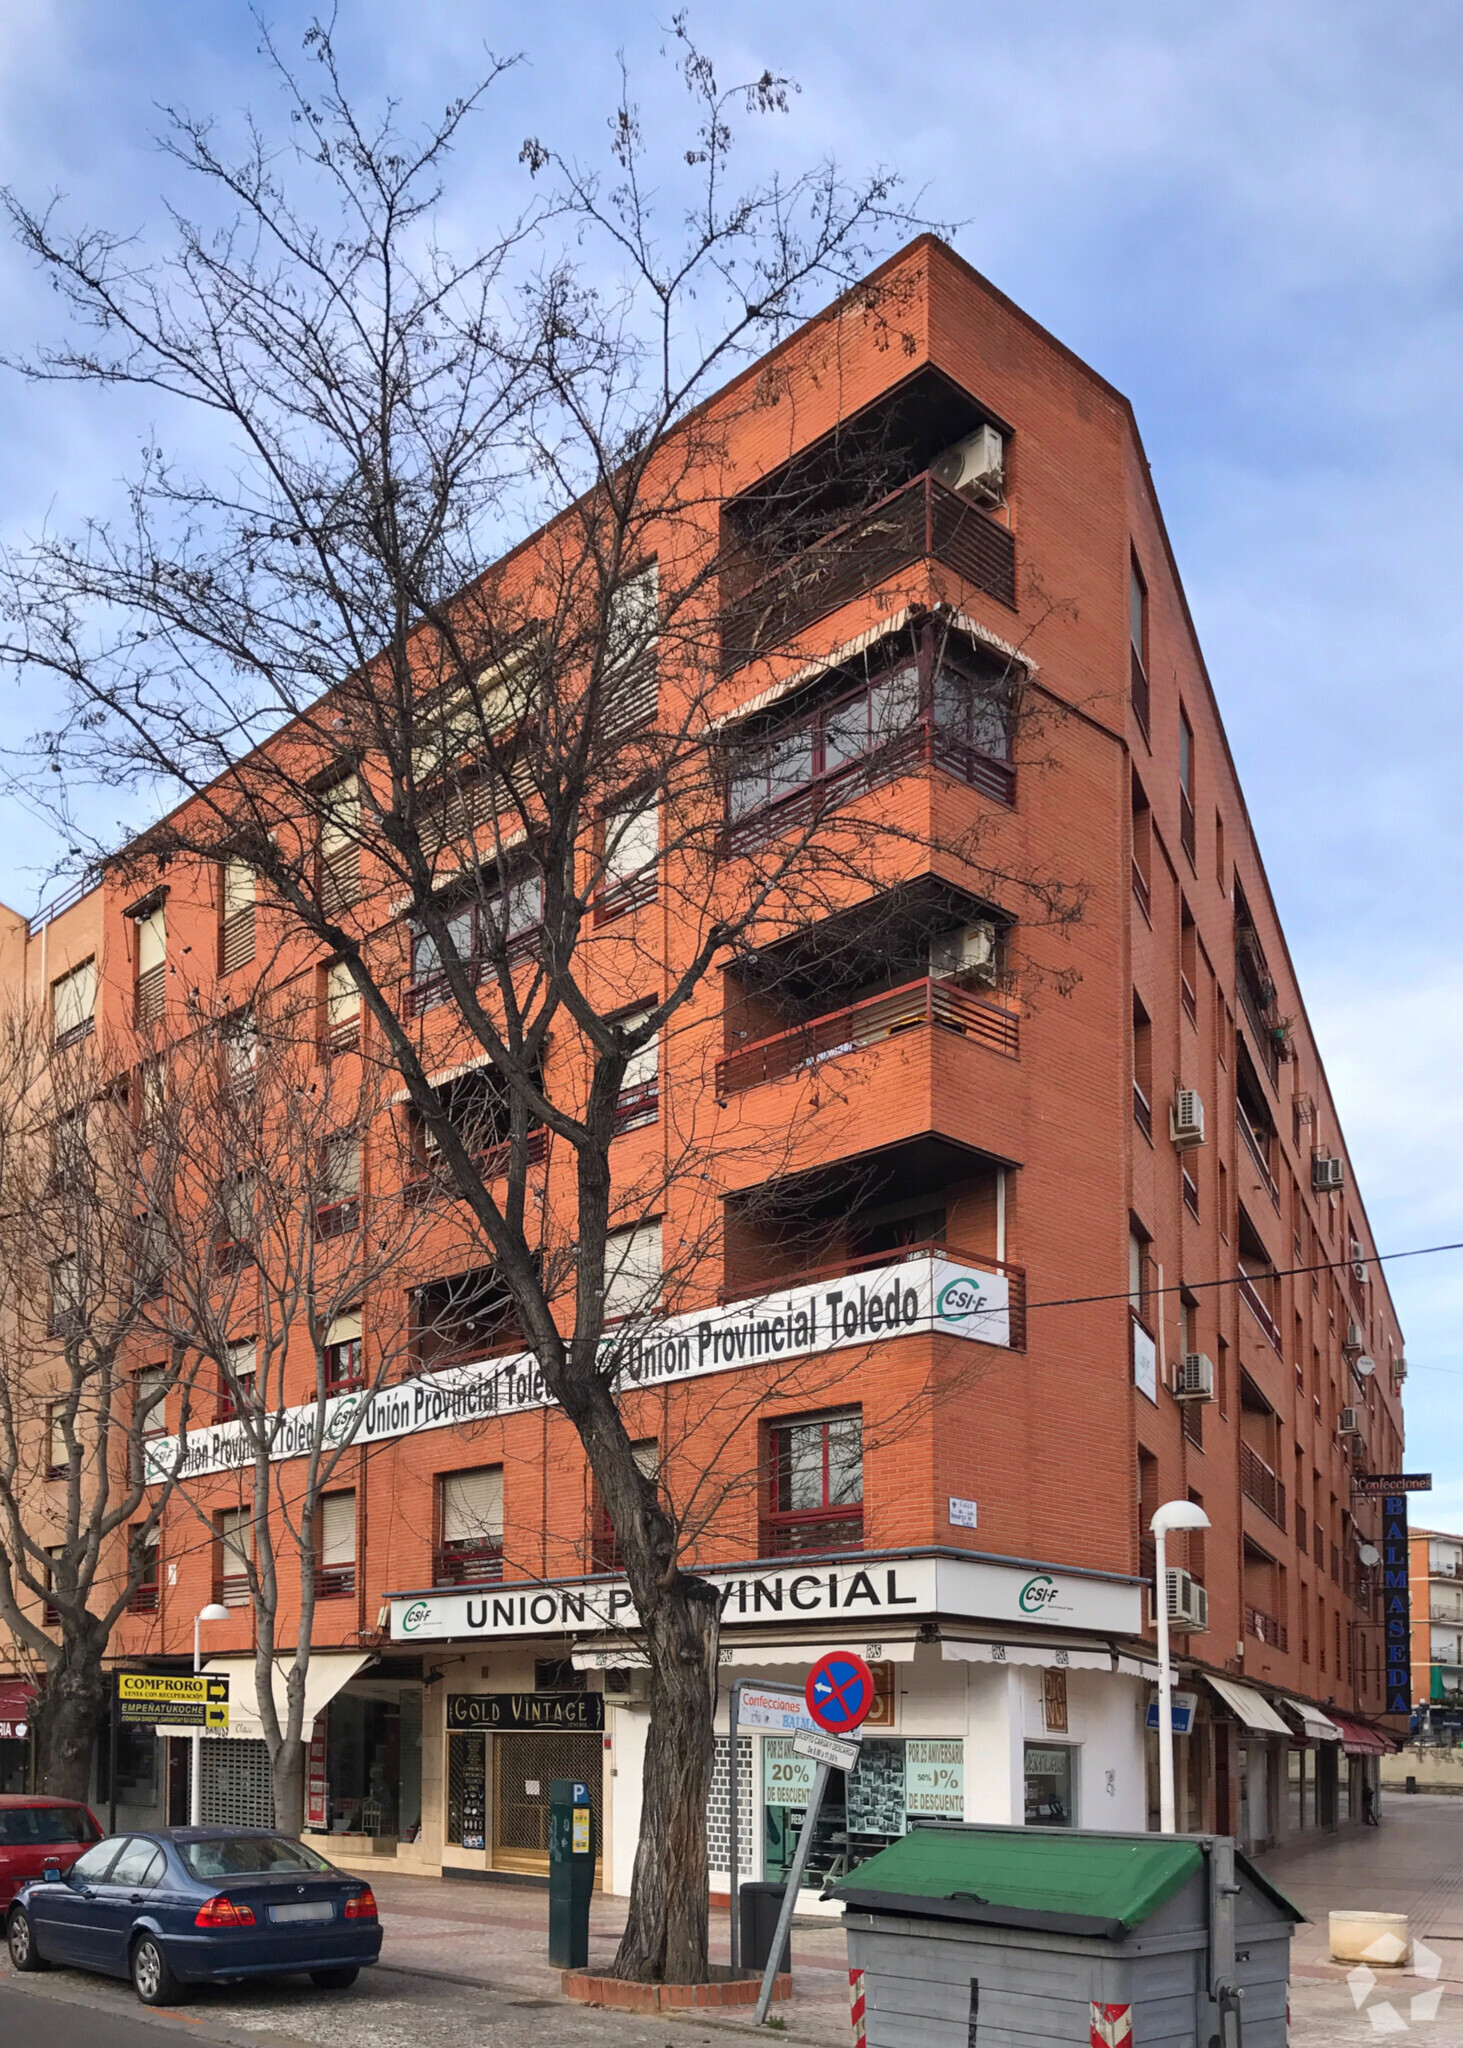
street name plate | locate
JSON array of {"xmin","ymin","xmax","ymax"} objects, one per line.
[{"xmin": 792, "ymin": 1726, "xmax": 861, "ymax": 1772}]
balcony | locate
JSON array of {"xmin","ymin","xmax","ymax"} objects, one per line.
[
  {"xmin": 434, "ymin": 1540, "xmax": 504, "ymax": 1587},
  {"xmin": 763, "ymin": 1504, "xmax": 865, "ymax": 1558},
  {"xmin": 1246, "ymin": 1604, "xmax": 1288, "ymax": 1652},
  {"xmin": 614, "ymin": 1080, "xmax": 659, "ymax": 1133},
  {"xmin": 314, "ymin": 1565, "xmax": 356, "ymax": 1601},
  {"xmin": 127, "ymin": 1580, "xmax": 160, "ymax": 1616},
  {"xmin": 404, "ymin": 1125, "xmax": 548, "ymax": 1204},
  {"xmin": 1132, "ymin": 1082, "xmax": 1153, "ymax": 1143},
  {"xmin": 719, "ymin": 471, "xmax": 1016, "ymax": 676},
  {"xmin": 216, "ymin": 1573, "xmax": 250, "ymax": 1609},
  {"xmin": 1239, "ymin": 1110, "xmax": 1281, "ymax": 1211},
  {"xmin": 1131, "ymin": 647, "xmax": 1150, "ymax": 738},
  {"xmin": 1240, "ymin": 1442, "xmax": 1288, "ymax": 1531},
  {"xmin": 718, "ymin": 1240, "xmax": 1027, "ymax": 1352},
  {"xmin": 1238, "ymin": 1271, "xmax": 1282, "ymax": 1353},
  {"xmin": 717, "ymin": 975, "xmax": 1018, "ymax": 1097}
]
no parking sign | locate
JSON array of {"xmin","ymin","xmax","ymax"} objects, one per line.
[{"xmin": 805, "ymin": 1649, "xmax": 876, "ymax": 1735}]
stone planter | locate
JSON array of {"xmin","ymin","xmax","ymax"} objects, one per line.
[
  {"xmin": 562, "ymin": 1964, "xmax": 791, "ymax": 2011},
  {"xmin": 1329, "ymin": 1910, "xmax": 1411, "ymax": 1967}
]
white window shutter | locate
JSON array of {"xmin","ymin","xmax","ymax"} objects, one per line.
[
  {"xmin": 320, "ymin": 1492, "xmax": 357, "ymax": 1566},
  {"xmin": 441, "ymin": 1467, "xmax": 504, "ymax": 1543}
]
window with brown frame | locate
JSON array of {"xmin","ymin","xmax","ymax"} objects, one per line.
[{"xmin": 762, "ymin": 1410, "xmax": 863, "ymax": 1556}]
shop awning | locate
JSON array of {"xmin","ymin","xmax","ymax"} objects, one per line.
[
  {"xmin": 1283, "ymin": 1697, "xmax": 1343, "ymax": 1743},
  {"xmin": 1204, "ymin": 1676, "xmax": 1292, "ymax": 1737},
  {"xmin": 202, "ymin": 1651, "xmax": 372, "ymax": 1742},
  {"xmin": 941, "ymin": 1639, "xmax": 1116, "ymax": 1673},
  {"xmin": 0, "ymin": 1678, "xmax": 35, "ymax": 1739},
  {"xmin": 1328, "ymin": 1714, "xmax": 1399, "ymax": 1757}
]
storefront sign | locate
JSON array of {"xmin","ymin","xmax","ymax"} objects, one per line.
[
  {"xmin": 0, "ymin": 1679, "xmax": 34, "ymax": 1741},
  {"xmin": 737, "ymin": 1687, "xmax": 816, "ymax": 1734},
  {"xmin": 115, "ymin": 1673, "xmax": 229, "ymax": 1730},
  {"xmin": 447, "ymin": 1692, "xmax": 605, "ymax": 1731},
  {"xmin": 1354, "ymin": 1473, "xmax": 1432, "ymax": 1495},
  {"xmin": 392, "ymin": 1550, "xmax": 1142, "ymax": 1644},
  {"xmin": 764, "ymin": 1736, "xmax": 817, "ymax": 1806},
  {"xmin": 1383, "ymin": 1492, "xmax": 1412, "ymax": 1716},
  {"xmin": 146, "ymin": 1254, "xmax": 1011, "ymax": 1483},
  {"xmin": 905, "ymin": 1739, "xmax": 964, "ymax": 1817}
]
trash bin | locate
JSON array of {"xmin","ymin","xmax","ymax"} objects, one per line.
[
  {"xmin": 739, "ymin": 1880, "xmax": 791, "ymax": 1977},
  {"xmin": 831, "ymin": 1822, "xmax": 1303, "ymax": 2048}
]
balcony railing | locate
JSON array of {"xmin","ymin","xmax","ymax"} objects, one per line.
[
  {"xmin": 1179, "ymin": 789, "xmax": 1196, "ymax": 864},
  {"xmin": 614, "ymin": 1081, "xmax": 659, "ymax": 1133},
  {"xmin": 216, "ymin": 1572, "xmax": 250, "ymax": 1609},
  {"xmin": 1240, "ymin": 1442, "xmax": 1288, "ymax": 1530},
  {"xmin": 1246, "ymin": 1604, "xmax": 1288, "ymax": 1652},
  {"xmin": 1238, "ymin": 1270, "xmax": 1282, "ymax": 1352},
  {"xmin": 1131, "ymin": 859, "xmax": 1152, "ymax": 923},
  {"xmin": 433, "ymin": 1540, "xmax": 504, "ymax": 1587},
  {"xmin": 1131, "ymin": 647, "xmax": 1150, "ymax": 736},
  {"xmin": 716, "ymin": 974, "xmax": 1018, "ymax": 1097},
  {"xmin": 1133, "ymin": 1082, "xmax": 1153, "ymax": 1142},
  {"xmin": 1239, "ymin": 1112, "xmax": 1281, "ymax": 1210},
  {"xmin": 127, "ymin": 1580, "xmax": 160, "ymax": 1615},
  {"xmin": 719, "ymin": 470, "xmax": 1016, "ymax": 675},
  {"xmin": 723, "ymin": 717, "xmax": 1016, "ymax": 856},
  {"xmin": 404, "ymin": 1126, "xmax": 548, "ymax": 1204},
  {"xmin": 762, "ymin": 1506, "xmax": 865, "ymax": 1557},
  {"xmin": 718, "ymin": 1240, "xmax": 1027, "ymax": 1352},
  {"xmin": 314, "ymin": 1565, "xmax": 356, "ymax": 1601}
]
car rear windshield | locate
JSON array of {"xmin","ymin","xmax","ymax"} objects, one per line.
[
  {"xmin": 180, "ymin": 1835, "xmax": 335, "ymax": 1881},
  {"xmin": 0, "ymin": 1806, "xmax": 98, "ymax": 1846}
]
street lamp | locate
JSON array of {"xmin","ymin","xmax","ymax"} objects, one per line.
[
  {"xmin": 1150, "ymin": 1500, "xmax": 1211, "ymax": 1835},
  {"xmin": 190, "ymin": 1603, "xmax": 230, "ymax": 1828}
]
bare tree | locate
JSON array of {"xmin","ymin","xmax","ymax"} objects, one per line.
[
  {"xmin": 0, "ymin": 22, "xmax": 1079, "ymax": 1978},
  {"xmin": 0, "ymin": 1006, "xmax": 188, "ymax": 1796}
]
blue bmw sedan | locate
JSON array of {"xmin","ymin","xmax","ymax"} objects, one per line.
[{"xmin": 5, "ymin": 1826, "xmax": 382, "ymax": 2005}]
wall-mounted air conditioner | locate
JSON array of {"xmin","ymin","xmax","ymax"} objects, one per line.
[
  {"xmin": 931, "ymin": 425, "xmax": 1005, "ymax": 502},
  {"xmin": 929, "ymin": 921, "xmax": 998, "ymax": 986},
  {"xmin": 1170, "ymin": 1089, "xmax": 1205, "ymax": 1150},
  {"xmin": 1339, "ymin": 1406, "xmax": 1362, "ymax": 1437},
  {"xmin": 1151, "ymin": 1569, "xmax": 1209, "ymax": 1633},
  {"xmin": 1344, "ymin": 1322, "xmax": 1365, "ymax": 1354},
  {"xmin": 1174, "ymin": 1352, "xmax": 1216, "ymax": 1402},
  {"xmin": 1312, "ymin": 1154, "xmax": 1344, "ymax": 1193}
]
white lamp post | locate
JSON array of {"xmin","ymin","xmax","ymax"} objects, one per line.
[
  {"xmin": 189, "ymin": 1604, "xmax": 230, "ymax": 1828},
  {"xmin": 1150, "ymin": 1500, "xmax": 1211, "ymax": 1835}
]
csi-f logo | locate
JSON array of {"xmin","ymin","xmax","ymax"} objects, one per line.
[
  {"xmin": 399, "ymin": 1601, "xmax": 431, "ymax": 1635},
  {"xmin": 324, "ymin": 1397, "xmax": 361, "ymax": 1447},
  {"xmin": 1019, "ymin": 1574, "xmax": 1060, "ymax": 1615},
  {"xmin": 937, "ymin": 1278, "xmax": 989, "ymax": 1322}
]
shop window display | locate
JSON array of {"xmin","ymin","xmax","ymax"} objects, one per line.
[
  {"xmin": 762, "ymin": 1736, "xmax": 964, "ymax": 1889},
  {"xmin": 1023, "ymin": 1743, "xmax": 1075, "ymax": 1826},
  {"xmin": 314, "ymin": 1690, "xmax": 422, "ymax": 1841}
]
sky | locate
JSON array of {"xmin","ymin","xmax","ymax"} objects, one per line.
[{"xmin": 0, "ymin": 1, "xmax": 1459, "ymax": 1509}]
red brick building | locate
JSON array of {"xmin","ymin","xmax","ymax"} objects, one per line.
[{"xmin": 10, "ymin": 236, "xmax": 1404, "ymax": 1877}]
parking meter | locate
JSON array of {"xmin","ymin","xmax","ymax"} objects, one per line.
[{"xmin": 548, "ymin": 1777, "xmax": 593, "ymax": 1969}]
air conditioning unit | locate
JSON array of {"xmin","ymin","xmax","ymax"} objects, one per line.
[
  {"xmin": 1352, "ymin": 1258, "xmax": 1368, "ymax": 1286},
  {"xmin": 1170, "ymin": 1089, "xmax": 1205, "ymax": 1150},
  {"xmin": 931, "ymin": 425, "xmax": 1005, "ymax": 502},
  {"xmin": 1344, "ymin": 1322, "xmax": 1365, "ymax": 1354},
  {"xmin": 1174, "ymin": 1352, "xmax": 1216, "ymax": 1402},
  {"xmin": 929, "ymin": 921, "xmax": 998, "ymax": 986},
  {"xmin": 1156, "ymin": 1568, "xmax": 1209, "ymax": 1633},
  {"xmin": 1339, "ymin": 1406, "xmax": 1362, "ymax": 1436},
  {"xmin": 1312, "ymin": 1154, "xmax": 1344, "ymax": 1193}
]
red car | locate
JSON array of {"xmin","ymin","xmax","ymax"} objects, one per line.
[{"xmin": 0, "ymin": 1796, "xmax": 102, "ymax": 1905}]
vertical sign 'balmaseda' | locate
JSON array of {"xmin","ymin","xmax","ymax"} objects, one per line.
[{"xmin": 1383, "ymin": 1491, "xmax": 1411, "ymax": 1717}]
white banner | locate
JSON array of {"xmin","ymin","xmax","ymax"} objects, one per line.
[{"xmin": 147, "ymin": 1254, "xmax": 1010, "ymax": 1484}]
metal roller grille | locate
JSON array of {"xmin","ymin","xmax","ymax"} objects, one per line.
[
  {"xmin": 493, "ymin": 1733, "xmax": 600, "ymax": 1853},
  {"xmin": 199, "ymin": 1738, "xmax": 275, "ymax": 1830}
]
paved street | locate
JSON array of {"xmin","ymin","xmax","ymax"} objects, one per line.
[{"xmin": 6, "ymin": 1796, "xmax": 1463, "ymax": 2047}]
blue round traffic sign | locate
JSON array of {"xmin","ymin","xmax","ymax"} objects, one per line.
[{"xmin": 805, "ymin": 1650, "xmax": 875, "ymax": 1734}]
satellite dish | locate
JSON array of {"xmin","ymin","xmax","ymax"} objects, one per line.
[
  {"xmin": 1358, "ymin": 1543, "xmax": 1381, "ymax": 1568},
  {"xmin": 1355, "ymin": 1356, "xmax": 1376, "ymax": 1378}
]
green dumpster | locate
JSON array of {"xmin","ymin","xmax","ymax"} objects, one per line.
[{"xmin": 831, "ymin": 1822, "xmax": 1302, "ymax": 2047}]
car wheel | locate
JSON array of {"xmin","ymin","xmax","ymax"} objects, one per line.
[
  {"xmin": 131, "ymin": 1932, "xmax": 186, "ymax": 2006},
  {"xmin": 310, "ymin": 1966, "xmax": 359, "ymax": 1990},
  {"xmin": 7, "ymin": 1908, "xmax": 49, "ymax": 1972}
]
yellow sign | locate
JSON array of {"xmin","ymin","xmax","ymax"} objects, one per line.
[
  {"xmin": 571, "ymin": 1807, "xmax": 591, "ymax": 1855},
  {"xmin": 116, "ymin": 1673, "xmax": 229, "ymax": 1730}
]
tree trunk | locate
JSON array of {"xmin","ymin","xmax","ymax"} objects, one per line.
[
  {"xmin": 32, "ymin": 1650, "xmax": 107, "ymax": 1802},
  {"xmin": 271, "ymin": 1739, "xmax": 306, "ymax": 1837},
  {"xmin": 611, "ymin": 1572, "xmax": 721, "ymax": 1983}
]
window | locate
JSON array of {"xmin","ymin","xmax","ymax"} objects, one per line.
[
  {"xmin": 324, "ymin": 1311, "xmax": 363, "ymax": 1391},
  {"xmin": 1215, "ymin": 810, "xmax": 1226, "ymax": 893},
  {"xmin": 411, "ymin": 1062, "xmax": 534, "ymax": 1179},
  {"xmin": 596, "ymin": 792, "xmax": 659, "ymax": 921},
  {"xmin": 217, "ymin": 1505, "xmax": 252, "ymax": 1605},
  {"xmin": 1130, "ymin": 774, "xmax": 1152, "ymax": 921},
  {"xmin": 44, "ymin": 1544, "xmax": 65, "ymax": 1626},
  {"xmin": 604, "ymin": 563, "xmax": 660, "ymax": 734},
  {"xmin": 1237, "ymin": 1043, "xmax": 1277, "ymax": 1197},
  {"xmin": 128, "ymin": 1525, "xmax": 160, "ymax": 1613},
  {"xmin": 131, "ymin": 1208, "xmax": 166, "ymax": 1299},
  {"xmin": 436, "ymin": 1466, "xmax": 504, "ymax": 1584},
  {"xmin": 134, "ymin": 903, "xmax": 167, "ymax": 1024},
  {"xmin": 614, "ymin": 1007, "xmax": 660, "ymax": 1130},
  {"xmin": 324, "ymin": 960, "xmax": 362, "ymax": 1052},
  {"xmin": 47, "ymin": 1403, "xmax": 69, "ymax": 1478},
  {"xmin": 1024, "ymin": 1744, "xmax": 1075, "ymax": 1827},
  {"xmin": 138, "ymin": 1055, "xmax": 166, "ymax": 1129},
  {"xmin": 51, "ymin": 959, "xmax": 96, "ymax": 1047},
  {"xmin": 319, "ymin": 777, "xmax": 361, "ymax": 912},
  {"xmin": 222, "ymin": 1012, "xmax": 260, "ymax": 1096},
  {"xmin": 219, "ymin": 1339, "xmax": 256, "ymax": 1421},
  {"xmin": 1128, "ymin": 1226, "xmax": 1154, "ymax": 1328},
  {"xmin": 763, "ymin": 1411, "xmax": 863, "ymax": 1556},
  {"xmin": 49, "ymin": 1255, "xmax": 81, "ymax": 1337},
  {"xmin": 1178, "ymin": 707, "xmax": 1196, "ymax": 863},
  {"xmin": 51, "ymin": 1109, "xmax": 87, "ymax": 1192},
  {"xmin": 134, "ymin": 1366, "xmax": 167, "ymax": 1440},
  {"xmin": 316, "ymin": 1136, "xmax": 361, "ymax": 1236},
  {"xmin": 220, "ymin": 860, "xmax": 256, "ymax": 971},
  {"xmin": 407, "ymin": 871, "xmax": 543, "ymax": 1012},
  {"xmin": 1129, "ymin": 553, "xmax": 1149, "ymax": 736},
  {"xmin": 412, "ymin": 1266, "xmax": 520, "ymax": 1370},
  {"xmin": 218, "ymin": 1171, "xmax": 255, "ymax": 1256},
  {"xmin": 604, "ymin": 1221, "xmax": 662, "ymax": 1321},
  {"xmin": 1180, "ymin": 901, "xmax": 1198, "ymax": 1024},
  {"xmin": 1237, "ymin": 1207, "xmax": 1280, "ymax": 1348},
  {"xmin": 316, "ymin": 1492, "xmax": 356, "ymax": 1598},
  {"xmin": 591, "ymin": 1441, "xmax": 658, "ymax": 1572},
  {"xmin": 1131, "ymin": 993, "xmax": 1152, "ymax": 1141}
]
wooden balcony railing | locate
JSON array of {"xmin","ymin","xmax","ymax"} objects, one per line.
[
  {"xmin": 718, "ymin": 470, "xmax": 1016, "ymax": 675},
  {"xmin": 716, "ymin": 974, "xmax": 1018, "ymax": 1097},
  {"xmin": 1240, "ymin": 1442, "xmax": 1287, "ymax": 1530},
  {"xmin": 1238, "ymin": 1270, "xmax": 1282, "ymax": 1352},
  {"xmin": 1246, "ymin": 1603, "xmax": 1288, "ymax": 1652},
  {"xmin": 719, "ymin": 1240, "xmax": 1026, "ymax": 1351}
]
